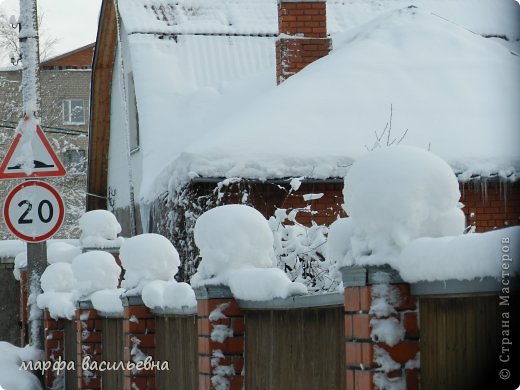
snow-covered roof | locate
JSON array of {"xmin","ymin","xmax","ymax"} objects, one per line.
[
  {"xmin": 140, "ymin": 6, "xmax": 519, "ymax": 201},
  {"xmin": 127, "ymin": 33, "xmax": 276, "ymax": 197},
  {"xmin": 117, "ymin": 0, "xmax": 520, "ymax": 43},
  {"xmin": 117, "ymin": 0, "xmax": 278, "ymax": 35},
  {"xmin": 111, "ymin": 0, "xmax": 520, "ymax": 202}
]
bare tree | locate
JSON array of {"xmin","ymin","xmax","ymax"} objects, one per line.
[{"xmin": 0, "ymin": 9, "xmax": 59, "ymax": 64}]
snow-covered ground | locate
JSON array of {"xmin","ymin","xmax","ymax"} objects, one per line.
[{"xmin": 0, "ymin": 342, "xmax": 43, "ymax": 390}]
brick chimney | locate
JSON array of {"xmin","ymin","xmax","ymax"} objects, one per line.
[{"xmin": 276, "ymin": 0, "xmax": 332, "ymax": 84}]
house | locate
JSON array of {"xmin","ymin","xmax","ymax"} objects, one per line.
[
  {"xmin": 88, "ymin": 0, "xmax": 520, "ymax": 280},
  {"xmin": 0, "ymin": 43, "xmax": 93, "ymax": 239}
]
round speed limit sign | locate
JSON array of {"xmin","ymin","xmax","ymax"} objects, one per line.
[{"xmin": 3, "ymin": 180, "xmax": 65, "ymax": 242}]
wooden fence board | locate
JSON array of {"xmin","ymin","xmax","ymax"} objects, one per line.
[
  {"xmin": 245, "ymin": 307, "xmax": 345, "ymax": 390},
  {"xmin": 63, "ymin": 320, "xmax": 77, "ymax": 389},
  {"xmin": 155, "ymin": 315, "xmax": 198, "ymax": 390},
  {"xmin": 101, "ymin": 318, "xmax": 124, "ymax": 389},
  {"xmin": 420, "ymin": 295, "xmax": 500, "ymax": 390}
]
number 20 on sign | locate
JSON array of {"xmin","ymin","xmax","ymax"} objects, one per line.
[{"xmin": 3, "ymin": 180, "xmax": 65, "ymax": 242}]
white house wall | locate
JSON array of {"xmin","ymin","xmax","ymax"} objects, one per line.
[{"xmin": 107, "ymin": 44, "xmax": 135, "ymax": 211}]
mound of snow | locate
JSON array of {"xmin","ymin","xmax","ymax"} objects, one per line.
[
  {"xmin": 0, "ymin": 240, "xmax": 25, "ymax": 259},
  {"xmin": 13, "ymin": 251, "xmax": 27, "ymax": 281},
  {"xmin": 71, "ymin": 251, "xmax": 121, "ymax": 296},
  {"xmin": 344, "ymin": 145, "xmax": 464, "ymax": 242},
  {"xmin": 192, "ymin": 205, "xmax": 307, "ymax": 299},
  {"xmin": 47, "ymin": 242, "xmax": 82, "ymax": 264},
  {"xmin": 79, "ymin": 210, "xmax": 123, "ymax": 248},
  {"xmin": 329, "ymin": 145, "xmax": 465, "ymax": 266},
  {"xmin": 91, "ymin": 289, "xmax": 125, "ymax": 314},
  {"xmin": 228, "ymin": 268, "xmax": 307, "ymax": 301},
  {"xmin": 40, "ymin": 262, "xmax": 75, "ymax": 293},
  {"xmin": 120, "ymin": 233, "xmax": 180, "ymax": 291},
  {"xmin": 141, "ymin": 280, "xmax": 196, "ymax": 311},
  {"xmin": 192, "ymin": 205, "xmax": 275, "ymax": 285},
  {"xmin": 0, "ymin": 342, "xmax": 43, "ymax": 390},
  {"xmin": 395, "ymin": 226, "xmax": 520, "ymax": 282},
  {"xmin": 36, "ymin": 292, "xmax": 76, "ymax": 320}
]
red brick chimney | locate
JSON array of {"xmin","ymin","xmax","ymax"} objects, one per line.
[{"xmin": 276, "ymin": 0, "xmax": 332, "ymax": 84}]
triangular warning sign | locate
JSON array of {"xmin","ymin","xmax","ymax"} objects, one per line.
[{"xmin": 0, "ymin": 117, "xmax": 67, "ymax": 179}]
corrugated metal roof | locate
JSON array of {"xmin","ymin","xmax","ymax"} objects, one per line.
[{"xmin": 118, "ymin": 0, "xmax": 278, "ymax": 35}]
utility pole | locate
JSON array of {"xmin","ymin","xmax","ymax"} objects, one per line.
[{"xmin": 18, "ymin": 0, "xmax": 46, "ymax": 351}]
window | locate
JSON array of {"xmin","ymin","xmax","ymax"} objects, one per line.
[{"xmin": 63, "ymin": 99, "xmax": 85, "ymax": 125}]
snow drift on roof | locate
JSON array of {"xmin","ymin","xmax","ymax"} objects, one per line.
[
  {"xmin": 144, "ymin": 7, "xmax": 520, "ymax": 200},
  {"xmin": 118, "ymin": 0, "xmax": 278, "ymax": 35},
  {"xmin": 328, "ymin": 0, "xmax": 520, "ymax": 43}
]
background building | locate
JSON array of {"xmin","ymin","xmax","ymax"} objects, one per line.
[{"xmin": 0, "ymin": 43, "xmax": 93, "ymax": 239}]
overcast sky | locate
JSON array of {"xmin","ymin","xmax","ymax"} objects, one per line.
[{"xmin": 0, "ymin": 0, "xmax": 102, "ymax": 65}]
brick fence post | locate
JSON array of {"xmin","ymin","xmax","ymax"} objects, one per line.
[
  {"xmin": 122, "ymin": 295, "xmax": 156, "ymax": 389},
  {"xmin": 195, "ymin": 285, "xmax": 245, "ymax": 390},
  {"xmin": 276, "ymin": 0, "xmax": 332, "ymax": 84},
  {"xmin": 342, "ymin": 266, "xmax": 420, "ymax": 390},
  {"xmin": 76, "ymin": 300, "xmax": 103, "ymax": 389},
  {"xmin": 43, "ymin": 310, "xmax": 65, "ymax": 388}
]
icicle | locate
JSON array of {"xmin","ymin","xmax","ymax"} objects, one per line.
[{"xmin": 480, "ymin": 179, "xmax": 488, "ymax": 203}]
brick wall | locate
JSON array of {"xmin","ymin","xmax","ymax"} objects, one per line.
[
  {"xmin": 276, "ymin": 0, "xmax": 331, "ymax": 83},
  {"xmin": 41, "ymin": 44, "xmax": 94, "ymax": 70},
  {"xmin": 461, "ymin": 180, "xmax": 520, "ymax": 232}
]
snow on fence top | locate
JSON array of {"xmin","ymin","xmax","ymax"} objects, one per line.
[
  {"xmin": 329, "ymin": 145, "xmax": 465, "ymax": 267},
  {"xmin": 328, "ymin": 145, "xmax": 520, "ymax": 282},
  {"xmin": 47, "ymin": 241, "xmax": 82, "ymax": 264},
  {"xmin": 0, "ymin": 240, "xmax": 25, "ymax": 259},
  {"xmin": 192, "ymin": 204, "xmax": 307, "ymax": 300},
  {"xmin": 72, "ymin": 251, "xmax": 121, "ymax": 296},
  {"xmin": 120, "ymin": 233, "xmax": 196, "ymax": 309},
  {"xmin": 144, "ymin": 6, "xmax": 519, "ymax": 201},
  {"xmin": 396, "ymin": 226, "xmax": 520, "ymax": 282},
  {"xmin": 120, "ymin": 233, "xmax": 179, "ymax": 290}
]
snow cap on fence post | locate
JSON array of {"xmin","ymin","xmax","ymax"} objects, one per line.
[
  {"xmin": 192, "ymin": 204, "xmax": 307, "ymax": 300},
  {"xmin": 79, "ymin": 209, "xmax": 123, "ymax": 248},
  {"xmin": 330, "ymin": 145, "xmax": 465, "ymax": 268}
]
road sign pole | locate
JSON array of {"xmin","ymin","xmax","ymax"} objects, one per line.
[
  {"xmin": 19, "ymin": 0, "xmax": 41, "ymax": 116},
  {"xmin": 19, "ymin": 0, "xmax": 46, "ymax": 353}
]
